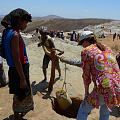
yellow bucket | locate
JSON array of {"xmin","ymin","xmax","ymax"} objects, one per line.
[{"xmin": 56, "ymin": 90, "xmax": 72, "ymax": 110}]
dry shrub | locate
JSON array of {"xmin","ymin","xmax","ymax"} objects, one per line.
[{"xmin": 51, "ymin": 97, "xmax": 83, "ymax": 118}]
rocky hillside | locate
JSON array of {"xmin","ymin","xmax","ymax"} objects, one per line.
[{"xmin": 0, "ymin": 18, "xmax": 113, "ymax": 33}]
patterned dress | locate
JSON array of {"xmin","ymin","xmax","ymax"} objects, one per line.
[{"xmin": 81, "ymin": 44, "xmax": 120, "ymax": 111}]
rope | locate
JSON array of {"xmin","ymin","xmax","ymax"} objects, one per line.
[{"xmin": 62, "ymin": 63, "xmax": 67, "ymax": 91}]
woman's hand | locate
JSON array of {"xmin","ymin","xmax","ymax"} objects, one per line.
[{"xmin": 59, "ymin": 56, "xmax": 64, "ymax": 62}]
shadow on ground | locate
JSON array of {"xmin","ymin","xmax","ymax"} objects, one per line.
[
  {"xmin": 31, "ymin": 77, "xmax": 61, "ymax": 99},
  {"xmin": 110, "ymin": 106, "xmax": 120, "ymax": 118},
  {"xmin": 3, "ymin": 114, "xmax": 27, "ymax": 120}
]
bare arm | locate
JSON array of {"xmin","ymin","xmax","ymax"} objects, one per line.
[
  {"xmin": 11, "ymin": 33, "xmax": 27, "ymax": 89},
  {"xmin": 42, "ymin": 38, "xmax": 55, "ymax": 56},
  {"xmin": 84, "ymin": 82, "xmax": 90, "ymax": 96},
  {"xmin": 53, "ymin": 48, "xmax": 63, "ymax": 53},
  {"xmin": 48, "ymin": 38, "xmax": 64, "ymax": 55},
  {"xmin": 59, "ymin": 56, "xmax": 81, "ymax": 67},
  {"xmin": 42, "ymin": 45, "xmax": 51, "ymax": 56},
  {"xmin": 48, "ymin": 38, "xmax": 55, "ymax": 48}
]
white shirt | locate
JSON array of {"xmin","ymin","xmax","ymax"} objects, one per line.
[{"xmin": 73, "ymin": 34, "xmax": 76, "ymax": 41}]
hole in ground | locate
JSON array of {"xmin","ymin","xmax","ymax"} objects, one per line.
[{"xmin": 51, "ymin": 97, "xmax": 83, "ymax": 118}]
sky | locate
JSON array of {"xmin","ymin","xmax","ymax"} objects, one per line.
[{"xmin": 0, "ymin": 0, "xmax": 120, "ymax": 20}]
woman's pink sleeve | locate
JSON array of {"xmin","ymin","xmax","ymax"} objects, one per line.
[{"xmin": 81, "ymin": 51, "xmax": 91, "ymax": 85}]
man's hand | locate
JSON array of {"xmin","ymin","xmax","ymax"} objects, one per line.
[
  {"xmin": 57, "ymin": 51, "xmax": 64, "ymax": 55},
  {"xmin": 52, "ymin": 48, "xmax": 64, "ymax": 55},
  {"xmin": 20, "ymin": 78, "xmax": 27, "ymax": 89},
  {"xmin": 38, "ymin": 42, "xmax": 42, "ymax": 47}
]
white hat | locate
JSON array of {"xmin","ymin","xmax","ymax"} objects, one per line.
[{"xmin": 78, "ymin": 31, "xmax": 94, "ymax": 45}]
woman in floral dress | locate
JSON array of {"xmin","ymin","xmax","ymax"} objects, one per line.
[{"xmin": 59, "ymin": 31, "xmax": 120, "ymax": 120}]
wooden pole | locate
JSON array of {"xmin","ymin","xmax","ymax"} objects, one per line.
[{"xmin": 48, "ymin": 50, "xmax": 55, "ymax": 92}]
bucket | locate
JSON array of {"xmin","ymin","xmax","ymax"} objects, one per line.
[{"xmin": 56, "ymin": 90, "xmax": 72, "ymax": 110}]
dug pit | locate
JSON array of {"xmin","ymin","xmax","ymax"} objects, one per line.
[{"xmin": 51, "ymin": 97, "xmax": 83, "ymax": 118}]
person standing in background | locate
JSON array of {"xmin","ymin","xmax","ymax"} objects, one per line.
[
  {"xmin": 37, "ymin": 27, "xmax": 63, "ymax": 86},
  {"xmin": 113, "ymin": 33, "xmax": 116, "ymax": 41},
  {"xmin": 70, "ymin": 30, "xmax": 76, "ymax": 41}
]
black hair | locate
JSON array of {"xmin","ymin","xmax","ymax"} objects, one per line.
[
  {"xmin": 85, "ymin": 37, "xmax": 105, "ymax": 51},
  {"xmin": 1, "ymin": 8, "xmax": 32, "ymax": 29}
]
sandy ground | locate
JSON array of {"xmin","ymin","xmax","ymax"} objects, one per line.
[{"xmin": 0, "ymin": 35, "xmax": 120, "ymax": 120}]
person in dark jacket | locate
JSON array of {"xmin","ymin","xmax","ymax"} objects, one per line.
[{"xmin": 70, "ymin": 31, "xmax": 76, "ymax": 41}]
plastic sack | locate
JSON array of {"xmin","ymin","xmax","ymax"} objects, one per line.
[{"xmin": 56, "ymin": 90, "xmax": 72, "ymax": 110}]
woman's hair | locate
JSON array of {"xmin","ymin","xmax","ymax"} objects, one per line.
[
  {"xmin": 86, "ymin": 37, "xmax": 106, "ymax": 51},
  {"xmin": 11, "ymin": 14, "xmax": 31, "ymax": 29},
  {"xmin": 1, "ymin": 8, "xmax": 32, "ymax": 29}
]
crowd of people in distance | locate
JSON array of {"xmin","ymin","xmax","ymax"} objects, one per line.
[{"xmin": 34, "ymin": 27, "xmax": 80, "ymax": 42}]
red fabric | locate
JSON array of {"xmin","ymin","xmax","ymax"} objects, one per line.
[
  {"xmin": 19, "ymin": 35, "xmax": 24, "ymax": 64},
  {"xmin": 23, "ymin": 56, "xmax": 27, "ymax": 64},
  {"xmin": 14, "ymin": 30, "xmax": 25, "ymax": 64}
]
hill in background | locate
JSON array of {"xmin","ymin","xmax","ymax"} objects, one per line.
[
  {"xmin": 25, "ymin": 18, "xmax": 113, "ymax": 33},
  {"xmin": 0, "ymin": 17, "xmax": 113, "ymax": 33}
]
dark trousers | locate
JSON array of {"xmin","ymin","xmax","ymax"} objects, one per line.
[{"xmin": 8, "ymin": 63, "xmax": 31, "ymax": 101}]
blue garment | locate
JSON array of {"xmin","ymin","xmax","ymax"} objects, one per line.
[
  {"xmin": 3, "ymin": 29, "xmax": 29, "ymax": 67},
  {"xmin": 23, "ymin": 40, "xmax": 29, "ymax": 64},
  {"xmin": 77, "ymin": 94, "xmax": 110, "ymax": 120}
]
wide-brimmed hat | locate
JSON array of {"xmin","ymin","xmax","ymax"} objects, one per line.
[{"xmin": 78, "ymin": 31, "xmax": 94, "ymax": 45}]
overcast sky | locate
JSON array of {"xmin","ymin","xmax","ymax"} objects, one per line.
[{"xmin": 0, "ymin": 0, "xmax": 120, "ymax": 20}]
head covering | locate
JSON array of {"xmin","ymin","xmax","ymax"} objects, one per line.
[
  {"xmin": 1, "ymin": 8, "xmax": 32, "ymax": 28},
  {"xmin": 78, "ymin": 31, "xmax": 94, "ymax": 45},
  {"xmin": 40, "ymin": 26, "xmax": 47, "ymax": 33}
]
